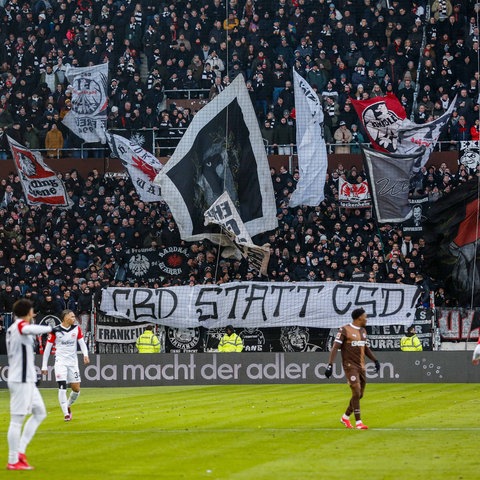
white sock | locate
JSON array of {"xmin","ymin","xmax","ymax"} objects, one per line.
[
  {"xmin": 342, "ymin": 414, "xmax": 350, "ymax": 420},
  {"xmin": 356, "ymin": 420, "xmax": 363, "ymax": 425},
  {"xmin": 58, "ymin": 389, "xmax": 68, "ymax": 415},
  {"xmin": 8, "ymin": 415, "xmax": 24, "ymax": 464},
  {"xmin": 68, "ymin": 391, "xmax": 80, "ymax": 407},
  {"xmin": 19, "ymin": 411, "xmax": 46, "ymax": 455}
]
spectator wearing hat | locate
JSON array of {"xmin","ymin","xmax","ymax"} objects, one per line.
[
  {"xmin": 400, "ymin": 326, "xmax": 423, "ymax": 351},
  {"xmin": 350, "ymin": 124, "xmax": 365, "ymax": 154},
  {"xmin": 334, "ymin": 121, "xmax": 353, "ymax": 154},
  {"xmin": 218, "ymin": 325, "xmax": 244, "ymax": 352}
]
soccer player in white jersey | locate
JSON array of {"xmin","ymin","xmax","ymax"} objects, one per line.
[
  {"xmin": 6, "ymin": 298, "xmax": 53, "ymax": 471},
  {"xmin": 41, "ymin": 309, "xmax": 89, "ymax": 421}
]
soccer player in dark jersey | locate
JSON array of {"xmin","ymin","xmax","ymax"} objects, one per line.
[{"xmin": 325, "ymin": 308, "xmax": 380, "ymax": 430}]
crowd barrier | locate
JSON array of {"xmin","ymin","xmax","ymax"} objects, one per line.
[{"xmin": 0, "ymin": 352, "xmax": 477, "ymax": 387}]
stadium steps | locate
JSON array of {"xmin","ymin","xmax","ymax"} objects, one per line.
[{"xmin": 140, "ymin": 53, "xmax": 149, "ymax": 81}]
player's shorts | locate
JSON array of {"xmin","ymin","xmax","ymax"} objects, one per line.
[
  {"xmin": 344, "ymin": 367, "xmax": 366, "ymax": 389},
  {"xmin": 55, "ymin": 363, "xmax": 81, "ymax": 384},
  {"xmin": 8, "ymin": 382, "xmax": 46, "ymax": 416}
]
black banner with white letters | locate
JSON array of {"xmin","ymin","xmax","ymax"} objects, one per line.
[{"xmin": 95, "ymin": 309, "xmax": 433, "ymax": 352}]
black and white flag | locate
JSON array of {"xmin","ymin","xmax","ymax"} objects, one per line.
[
  {"xmin": 362, "ymin": 146, "xmax": 424, "ymax": 223},
  {"xmin": 106, "ymin": 132, "xmax": 163, "ymax": 202},
  {"xmin": 204, "ymin": 192, "xmax": 270, "ymax": 275},
  {"xmin": 397, "ymin": 96, "xmax": 456, "ymax": 173},
  {"xmin": 289, "ymin": 69, "xmax": 327, "ymax": 207},
  {"xmin": 63, "ymin": 63, "xmax": 109, "ymax": 144},
  {"xmin": 458, "ymin": 140, "xmax": 480, "ymax": 174},
  {"xmin": 154, "ymin": 75, "xmax": 277, "ymax": 242}
]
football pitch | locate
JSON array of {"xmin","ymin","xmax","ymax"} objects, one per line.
[{"xmin": 0, "ymin": 384, "xmax": 478, "ymax": 479}]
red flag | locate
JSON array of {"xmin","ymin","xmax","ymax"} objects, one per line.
[
  {"xmin": 351, "ymin": 93, "xmax": 406, "ymax": 152},
  {"xmin": 8, "ymin": 136, "xmax": 71, "ymax": 207}
]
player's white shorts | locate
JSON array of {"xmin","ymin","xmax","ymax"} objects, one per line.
[
  {"xmin": 55, "ymin": 363, "xmax": 81, "ymax": 384},
  {"xmin": 8, "ymin": 382, "xmax": 46, "ymax": 416}
]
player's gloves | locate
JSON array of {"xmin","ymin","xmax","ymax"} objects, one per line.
[
  {"xmin": 325, "ymin": 364, "xmax": 333, "ymax": 378},
  {"xmin": 52, "ymin": 325, "xmax": 62, "ymax": 334},
  {"xmin": 374, "ymin": 360, "xmax": 380, "ymax": 373}
]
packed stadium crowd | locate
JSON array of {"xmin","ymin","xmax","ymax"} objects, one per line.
[{"xmin": 0, "ymin": 0, "xmax": 479, "ymax": 317}]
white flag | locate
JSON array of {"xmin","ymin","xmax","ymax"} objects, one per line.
[
  {"xmin": 63, "ymin": 63, "xmax": 109, "ymax": 144},
  {"xmin": 204, "ymin": 192, "xmax": 270, "ymax": 275},
  {"xmin": 289, "ymin": 69, "xmax": 327, "ymax": 207},
  {"xmin": 8, "ymin": 136, "xmax": 71, "ymax": 207},
  {"xmin": 154, "ymin": 75, "xmax": 277, "ymax": 242},
  {"xmin": 397, "ymin": 96, "xmax": 456, "ymax": 172},
  {"xmin": 106, "ymin": 133, "xmax": 163, "ymax": 202}
]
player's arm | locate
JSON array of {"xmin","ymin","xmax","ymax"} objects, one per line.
[
  {"xmin": 19, "ymin": 322, "xmax": 52, "ymax": 336},
  {"xmin": 365, "ymin": 343, "xmax": 381, "ymax": 372},
  {"xmin": 325, "ymin": 328, "xmax": 344, "ymax": 378},
  {"xmin": 41, "ymin": 338, "xmax": 54, "ymax": 374},
  {"xmin": 77, "ymin": 327, "xmax": 90, "ymax": 364},
  {"xmin": 472, "ymin": 344, "xmax": 480, "ymax": 365}
]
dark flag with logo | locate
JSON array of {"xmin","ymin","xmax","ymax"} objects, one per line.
[
  {"xmin": 154, "ymin": 75, "xmax": 277, "ymax": 242},
  {"xmin": 125, "ymin": 247, "xmax": 188, "ymax": 283},
  {"xmin": 402, "ymin": 195, "xmax": 429, "ymax": 236},
  {"xmin": 362, "ymin": 146, "xmax": 424, "ymax": 223},
  {"xmin": 351, "ymin": 93, "xmax": 406, "ymax": 152},
  {"xmin": 423, "ymin": 178, "xmax": 480, "ymax": 306}
]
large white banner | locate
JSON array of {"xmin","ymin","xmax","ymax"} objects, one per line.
[
  {"xmin": 154, "ymin": 75, "xmax": 277, "ymax": 242},
  {"xmin": 289, "ymin": 70, "xmax": 327, "ymax": 207},
  {"xmin": 100, "ymin": 281, "xmax": 420, "ymax": 329},
  {"xmin": 63, "ymin": 62, "xmax": 109, "ymax": 144},
  {"xmin": 8, "ymin": 136, "xmax": 71, "ymax": 207},
  {"xmin": 106, "ymin": 132, "xmax": 163, "ymax": 202}
]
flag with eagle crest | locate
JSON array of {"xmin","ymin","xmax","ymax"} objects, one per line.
[
  {"xmin": 62, "ymin": 62, "xmax": 109, "ymax": 144},
  {"xmin": 106, "ymin": 132, "xmax": 163, "ymax": 202},
  {"xmin": 8, "ymin": 136, "xmax": 71, "ymax": 207},
  {"xmin": 351, "ymin": 93, "xmax": 406, "ymax": 153},
  {"xmin": 338, "ymin": 177, "xmax": 371, "ymax": 208}
]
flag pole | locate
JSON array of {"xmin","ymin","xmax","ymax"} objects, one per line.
[{"xmin": 466, "ymin": 3, "xmax": 480, "ymax": 350}]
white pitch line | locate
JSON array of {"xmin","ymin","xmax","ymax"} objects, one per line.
[{"xmin": 37, "ymin": 427, "xmax": 480, "ymax": 434}]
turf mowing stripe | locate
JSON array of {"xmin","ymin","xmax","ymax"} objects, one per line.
[{"xmin": 37, "ymin": 427, "xmax": 480, "ymax": 433}]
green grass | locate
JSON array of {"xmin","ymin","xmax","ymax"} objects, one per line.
[{"xmin": 0, "ymin": 384, "xmax": 478, "ymax": 479}]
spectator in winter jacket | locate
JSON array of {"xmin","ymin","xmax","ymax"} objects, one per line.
[{"xmin": 45, "ymin": 124, "xmax": 64, "ymax": 158}]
